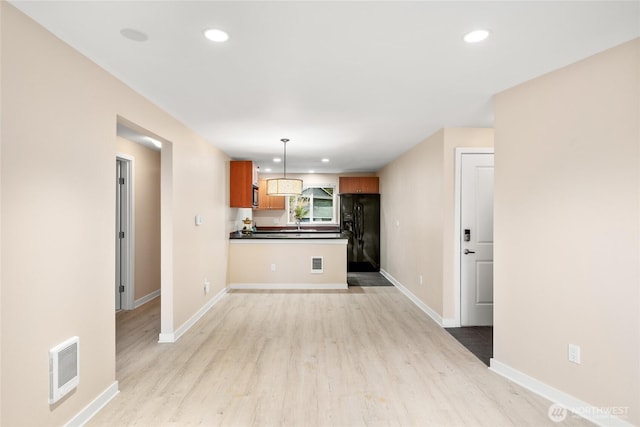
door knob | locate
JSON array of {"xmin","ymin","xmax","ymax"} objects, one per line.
[{"xmin": 464, "ymin": 249, "xmax": 476, "ymax": 254}]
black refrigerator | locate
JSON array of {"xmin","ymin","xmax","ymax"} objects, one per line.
[{"xmin": 340, "ymin": 194, "xmax": 380, "ymax": 272}]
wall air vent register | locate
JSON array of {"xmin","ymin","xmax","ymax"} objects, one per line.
[
  {"xmin": 311, "ymin": 256, "xmax": 324, "ymax": 273},
  {"xmin": 49, "ymin": 336, "xmax": 79, "ymax": 404}
]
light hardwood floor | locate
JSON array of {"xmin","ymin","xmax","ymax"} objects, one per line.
[{"xmin": 90, "ymin": 288, "xmax": 591, "ymax": 426}]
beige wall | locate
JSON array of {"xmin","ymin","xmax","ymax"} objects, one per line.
[
  {"xmin": 379, "ymin": 130, "xmax": 445, "ymax": 315},
  {"xmin": 494, "ymin": 38, "xmax": 639, "ymax": 423},
  {"xmin": 378, "ymin": 128, "xmax": 493, "ymax": 322},
  {"xmin": 116, "ymin": 137, "xmax": 161, "ymax": 301},
  {"xmin": 228, "ymin": 241, "xmax": 347, "ymax": 286},
  {"xmin": 1, "ymin": 4, "xmax": 230, "ymax": 426},
  {"xmin": 171, "ymin": 139, "xmax": 230, "ymax": 327}
]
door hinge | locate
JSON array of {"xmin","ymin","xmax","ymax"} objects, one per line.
[
  {"xmin": 119, "ymin": 177, "xmax": 125, "ymax": 185},
  {"xmin": 119, "ymin": 285, "xmax": 125, "ymax": 293},
  {"xmin": 119, "ymin": 231, "xmax": 125, "ymax": 239}
]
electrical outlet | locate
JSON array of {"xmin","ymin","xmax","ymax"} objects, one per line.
[
  {"xmin": 271, "ymin": 264, "xmax": 276, "ymax": 272},
  {"xmin": 203, "ymin": 278, "xmax": 210, "ymax": 294},
  {"xmin": 273, "ymin": 218, "xmax": 279, "ymax": 224},
  {"xmin": 419, "ymin": 275, "xmax": 423, "ymax": 285},
  {"xmin": 568, "ymin": 344, "xmax": 581, "ymax": 364}
]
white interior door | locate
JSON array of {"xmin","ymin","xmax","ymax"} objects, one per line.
[{"xmin": 460, "ymin": 153, "xmax": 494, "ymax": 326}]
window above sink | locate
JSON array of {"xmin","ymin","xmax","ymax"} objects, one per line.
[{"xmin": 287, "ymin": 185, "xmax": 337, "ymax": 225}]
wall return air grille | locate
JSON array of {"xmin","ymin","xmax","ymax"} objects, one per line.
[
  {"xmin": 311, "ymin": 256, "xmax": 324, "ymax": 274},
  {"xmin": 49, "ymin": 336, "xmax": 79, "ymax": 404}
]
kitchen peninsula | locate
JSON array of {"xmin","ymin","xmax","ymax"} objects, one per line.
[{"xmin": 228, "ymin": 230, "xmax": 348, "ymax": 290}]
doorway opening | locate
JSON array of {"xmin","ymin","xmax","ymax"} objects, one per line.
[{"xmin": 115, "ymin": 117, "xmax": 171, "ymax": 348}]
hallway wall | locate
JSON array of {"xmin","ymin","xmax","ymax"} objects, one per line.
[
  {"xmin": 1, "ymin": 4, "xmax": 231, "ymax": 425},
  {"xmin": 493, "ymin": 38, "xmax": 639, "ymax": 423},
  {"xmin": 378, "ymin": 128, "xmax": 493, "ymax": 323}
]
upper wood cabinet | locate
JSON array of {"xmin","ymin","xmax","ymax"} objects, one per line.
[
  {"xmin": 230, "ymin": 161, "xmax": 258, "ymax": 208},
  {"xmin": 339, "ymin": 176, "xmax": 379, "ymax": 194},
  {"xmin": 256, "ymin": 179, "xmax": 286, "ymax": 210}
]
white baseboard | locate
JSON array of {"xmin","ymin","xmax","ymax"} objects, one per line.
[
  {"xmin": 490, "ymin": 359, "xmax": 633, "ymax": 427},
  {"xmin": 379, "ymin": 269, "xmax": 455, "ymax": 327},
  {"xmin": 65, "ymin": 381, "xmax": 119, "ymax": 427},
  {"xmin": 441, "ymin": 317, "xmax": 460, "ymax": 328},
  {"xmin": 158, "ymin": 287, "xmax": 229, "ymax": 343},
  {"xmin": 134, "ymin": 289, "xmax": 160, "ymax": 309},
  {"xmin": 229, "ymin": 282, "xmax": 348, "ymax": 290},
  {"xmin": 157, "ymin": 332, "xmax": 175, "ymax": 343}
]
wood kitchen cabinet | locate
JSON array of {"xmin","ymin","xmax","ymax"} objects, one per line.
[
  {"xmin": 230, "ymin": 160, "xmax": 258, "ymax": 208},
  {"xmin": 339, "ymin": 176, "xmax": 379, "ymax": 194},
  {"xmin": 256, "ymin": 179, "xmax": 286, "ymax": 210}
]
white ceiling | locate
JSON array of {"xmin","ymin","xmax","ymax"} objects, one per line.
[{"xmin": 10, "ymin": 1, "xmax": 640, "ymax": 173}]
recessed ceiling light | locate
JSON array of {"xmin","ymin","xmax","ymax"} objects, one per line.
[
  {"xmin": 273, "ymin": 158, "xmax": 281, "ymax": 163},
  {"xmin": 464, "ymin": 29, "xmax": 490, "ymax": 43},
  {"xmin": 120, "ymin": 28, "xmax": 148, "ymax": 42},
  {"xmin": 204, "ymin": 28, "xmax": 229, "ymax": 43},
  {"xmin": 265, "ymin": 168, "xmax": 272, "ymax": 172},
  {"xmin": 321, "ymin": 158, "xmax": 330, "ymax": 163}
]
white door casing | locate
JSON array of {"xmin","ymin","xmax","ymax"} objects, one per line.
[
  {"xmin": 116, "ymin": 159, "xmax": 123, "ymax": 310},
  {"xmin": 460, "ymin": 152, "xmax": 494, "ymax": 326},
  {"xmin": 116, "ymin": 154, "xmax": 135, "ymax": 311}
]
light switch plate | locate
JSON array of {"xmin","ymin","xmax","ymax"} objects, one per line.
[{"xmin": 568, "ymin": 344, "xmax": 581, "ymax": 364}]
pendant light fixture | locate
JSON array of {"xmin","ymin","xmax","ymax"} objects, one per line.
[{"xmin": 267, "ymin": 138, "xmax": 303, "ymax": 196}]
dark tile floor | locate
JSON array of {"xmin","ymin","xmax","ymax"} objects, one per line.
[
  {"xmin": 445, "ymin": 326, "xmax": 493, "ymax": 366},
  {"xmin": 347, "ymin": 272, "xmax": 393, "ymax": 286}
]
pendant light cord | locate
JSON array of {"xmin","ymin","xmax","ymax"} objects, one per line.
[{"xmin": 281, "ymin": 138, "xmax": 289, "ymax": 178}]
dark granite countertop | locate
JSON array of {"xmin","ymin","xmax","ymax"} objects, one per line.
[{"xmin": 230, "ymin": 230, "xmax": 346, "ymax": 240}]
